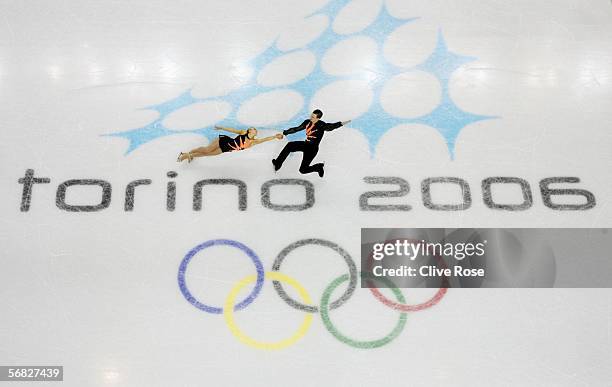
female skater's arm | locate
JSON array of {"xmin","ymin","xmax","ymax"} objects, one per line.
[
  {"xmin": 252, "ymin": 133, "xmax": 284, "ymax": 145},
  {"xmin": 214, "ymin": 126, "xmax": 246, "ymax": 135}
]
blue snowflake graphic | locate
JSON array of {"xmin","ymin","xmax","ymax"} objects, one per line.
[{"xmin": 102, "ymin": 0, "xmax": 497, "ymax": 159}]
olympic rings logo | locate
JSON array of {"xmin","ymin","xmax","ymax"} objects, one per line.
[{"xmin": 177, "ymin": 238, "xmax": 447, "ymax": 350}]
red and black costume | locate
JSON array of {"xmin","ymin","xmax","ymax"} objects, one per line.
[
  {"xmin": 273, "ymin": 119, "xmax": 344, "ymax": 176},
  {"xmin": 219, "ymin": 134, "xmax": 252, "ymax": 153}
]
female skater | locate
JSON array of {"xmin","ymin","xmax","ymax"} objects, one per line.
[{"xmin": 177, "ymin": 126, "xmax": 283, "ymax": 162}]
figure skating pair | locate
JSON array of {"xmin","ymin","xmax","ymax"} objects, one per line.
[{"xmin": 178, "ymin": 109, "xmax": 351, "ymax": 177}]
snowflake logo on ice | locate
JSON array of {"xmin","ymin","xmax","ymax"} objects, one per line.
[{"xmin": 103, "ymin": 0, "xmax": 497, "ymax": 159}]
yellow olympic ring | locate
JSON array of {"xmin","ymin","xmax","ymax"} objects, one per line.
[{"xmin": 223, "ymin": 272, "xmax": 314, "ymax": 350}]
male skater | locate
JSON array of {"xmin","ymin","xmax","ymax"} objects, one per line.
[{"xmin": 272, "ymin": 109, "xmax": 351, "ymax": 177}]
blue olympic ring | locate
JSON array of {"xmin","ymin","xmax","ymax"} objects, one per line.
[{"xmin": 178, "ymin": 239, "xmax": 265, "ymax": 314}]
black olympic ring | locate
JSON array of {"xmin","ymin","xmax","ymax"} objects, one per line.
[{"xmin": 271, "ymin": 238, "xmax": 358, "ymax": 313}]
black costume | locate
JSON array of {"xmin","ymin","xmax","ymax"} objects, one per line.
[
  {"xmin": 219, "ymin": 134, "xmax": 251, "ymax": 153},
  {"xmin": 273, "ymin": 119, "xmax": 343, "ymax": 175}
]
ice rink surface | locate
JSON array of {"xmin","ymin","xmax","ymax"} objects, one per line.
[{"xmin": 1, "ymin": 0, "xmax": 611, "ymax": 385}]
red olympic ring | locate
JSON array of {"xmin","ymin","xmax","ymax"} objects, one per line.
[{"xmin": 365, "ymin": 238, "xmax": 448, "ymax": 312}]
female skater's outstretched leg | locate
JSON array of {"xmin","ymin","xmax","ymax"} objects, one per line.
[
  {"xmin": 178, "ymin": 138, "xmax": 222, "ymax": 162},
  {"xmin": 190, "ymin": 147, "xmax": 222, "ymax": 158},
  {"xmin": 190, "ymin": 138, "xmax": 222, "ymax": 158}
]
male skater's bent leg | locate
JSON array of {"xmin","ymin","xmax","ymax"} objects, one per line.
[{"xmin": 298, "ymin": 146, "xmax": 323, "ymax": 176}]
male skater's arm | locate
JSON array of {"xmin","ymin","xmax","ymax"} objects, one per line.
[
  {"xmin": 282, "ymin": 120, "xmax": 309, "ymax": 136},
  {"xmin": 323, "ymin": 120, "xmax": 351, "ymax": 131}
]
